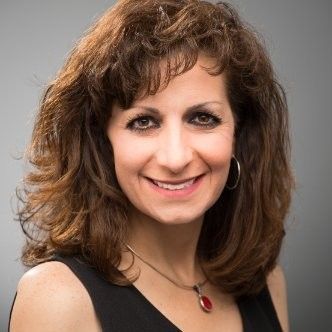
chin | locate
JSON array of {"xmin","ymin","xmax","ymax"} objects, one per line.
[{"xmin": 148, "ymin": 210, "xmax": 205, "ymax": 226}]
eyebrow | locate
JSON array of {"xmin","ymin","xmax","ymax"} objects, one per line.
[{"xmin": 127, "ymin": 101, "xmax": 224, "ymax": 114}]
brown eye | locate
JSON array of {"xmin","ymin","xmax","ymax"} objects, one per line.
[
  {"xmin": 197, "ymin": 114, "xmax": 210, "ymax": 123},
  {"xmin": 137, "ymin": 118, "xmax": 150, "ymax": 127},
  {"xmin": 189, "ymin": 111, "xmax": 222, "ymax": 128},
  {"xmin": 126, "ymin": 115, "xmax": 160, "ymax": 132}
]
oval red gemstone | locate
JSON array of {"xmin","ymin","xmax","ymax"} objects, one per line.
[{"xmin": 200, "ymin": 295, "xmax": 213, "ymax": 312}]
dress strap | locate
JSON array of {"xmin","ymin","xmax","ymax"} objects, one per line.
[
  {"xmin": 237, "ymin": 284, "xmax": 283, "ymax": 332},
  {"xmin": 52, "ymin": 255, "xmax": 181, "ymax": 332}
]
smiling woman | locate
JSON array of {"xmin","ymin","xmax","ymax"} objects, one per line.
[
  {"xmin": 10, "ymin": 1, "xmax": 293, "ymax": 331},
  {"xmin": 107, "ymin": 56, "xmax": 234, "ymax": 225}
]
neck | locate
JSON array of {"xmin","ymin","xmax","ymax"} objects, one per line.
[{"xmin": 122, "ymin": 208, "xmax": 205, "ymax": 285}]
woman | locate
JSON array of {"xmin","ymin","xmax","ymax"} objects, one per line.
[{"xmin": 10, "ymin": 0, "xmax": 293, "ymax": 331}]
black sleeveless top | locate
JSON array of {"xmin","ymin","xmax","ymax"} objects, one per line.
[
  {"xmin": 9, "ymin": 255, "xmax": 282, "ymax": 331},
  {"xmin": 33, "ymin": 255, "xmax": 282, "ymax": 332}
]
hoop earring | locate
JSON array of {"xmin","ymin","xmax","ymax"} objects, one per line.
[{"xmin": 226, "ymin": 155, "xmax": 240, "ymax": 190}]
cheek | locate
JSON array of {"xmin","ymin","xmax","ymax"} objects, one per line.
[
  {"xmin": 111, "ymin": 134, "xmax": 152, "ymax": 177},
  {"xmin": 196, "ymin": 132, "xmax": 233, "ymax": 197},
  {"xmin": 195, "ymin": 132, "xmax": 234, "ymax": 167}
]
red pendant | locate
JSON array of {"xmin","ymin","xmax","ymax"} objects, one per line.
[
  {"xmin": 199, "ymin": 295, "xmax": 213, "ymax": 312},
  {"xmin": 193, "ymin": 283, "xmax": 213, "ymax": 313}
]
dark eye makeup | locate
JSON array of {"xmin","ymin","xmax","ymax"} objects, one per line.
[
  {"xmin": 125, "ymin": 113, "xmax": 160, "ymax": 132},
  {"xmin": 125, "ymin": 110, "xmax": 222, "ymax": 133}
]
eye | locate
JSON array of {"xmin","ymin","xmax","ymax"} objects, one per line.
[
  {"xmin": 126, "ymin": 114, "xmax": 159, "ymax": 132},
  {"xmin": 189, "ymin": 111, "xmax": 222, "ymax": 128}
]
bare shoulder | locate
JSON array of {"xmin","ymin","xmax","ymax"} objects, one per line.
[
  {"xmin": 9, "ymin": 261, "xmax": 100, "ymax": 332},
  {"xmin": 266, "ymin": 264, "xmax": 290, "ymax": 332}
]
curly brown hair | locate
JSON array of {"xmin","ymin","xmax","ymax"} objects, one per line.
[{"xmin": 17, "ymin": 0, "xmax": 294, "ymax": 297}]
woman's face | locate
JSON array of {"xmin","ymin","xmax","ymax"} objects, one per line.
[{"xmin": 107, "ymin": 55, "xmax": 235, "ymax": 225}]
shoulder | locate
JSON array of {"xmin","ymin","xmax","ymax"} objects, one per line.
[
  {"xmin": 266, "ymin": 264, "xmax": 290, "ymax": 332},
  {"xmin": 9, "ymin": 261, "xmax": 100, "ymax": 332}
]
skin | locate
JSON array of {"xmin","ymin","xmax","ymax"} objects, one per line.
[
  {"xmin": 107, "ymin": 54, "xmax": 235, "ymax": 283},
  {"xmin": 10, "ymin": 262, "xmax": 289, "ymax": 332},
  {"xmin": 107, "ymin": 58, "xmax": 235, "ymax": 228},
  {"xmin": 10, "ymin": 55, "xmax": 289, "ymax": 331}
]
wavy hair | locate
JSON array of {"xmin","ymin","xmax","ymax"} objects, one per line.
[{"xmin": 17, "ymin": 0, "xmax": 294, "ymax": 297}]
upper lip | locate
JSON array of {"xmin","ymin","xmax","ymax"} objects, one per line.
[{"xmin": 145, "ymin": 175, "xmax": 203, "ymax": 184}]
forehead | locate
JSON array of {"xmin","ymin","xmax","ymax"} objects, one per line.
[
  {"xmin": 133, "ymin": 58, "xmax": 226, "ymax": 106},
  {"xmin": 110, "ymin": 53, "xmax": 230, "ymax": 117}
]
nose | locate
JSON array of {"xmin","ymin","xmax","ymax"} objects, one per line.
[{"xmin": 155, "ymin": 126, "xmax": 193, "ymax": 174}]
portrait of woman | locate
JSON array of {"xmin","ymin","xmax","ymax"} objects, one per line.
[{"xmin": 8, "ymin": 0, "xmax": 295, "ymax": 331}]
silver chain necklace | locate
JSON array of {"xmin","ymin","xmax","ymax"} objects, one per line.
[{"xmin": 125, "ymin": 244, "xmax": 213, "ymax": 312}]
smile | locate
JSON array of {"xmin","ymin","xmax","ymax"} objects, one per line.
[
  {"xmin": 151, "ymin": 177, "xmax": 197, "ymax": 190},
  {"xmin": 145, "ymin": 175, "xmax": 205, "ymax": 197}
]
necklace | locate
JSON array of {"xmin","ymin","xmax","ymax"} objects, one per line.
[{"xmin": 125, "ymin": 244, "xmax": 213, "ymax": 312}]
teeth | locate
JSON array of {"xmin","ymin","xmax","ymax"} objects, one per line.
[{"xmin": 153, "ymin": 178, "xmax": 196, "ymax": 190}]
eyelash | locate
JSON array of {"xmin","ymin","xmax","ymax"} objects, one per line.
[{"xmin": 125, "ymin": 111, "xmax": 222, "ymax": 133}]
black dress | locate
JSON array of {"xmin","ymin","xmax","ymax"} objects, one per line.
[{"xmin": 31, "ymin": 255, "xmax": 282, "ymax": 332}]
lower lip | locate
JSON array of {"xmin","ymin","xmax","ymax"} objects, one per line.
[{"xmin": 145, "ymin": 175, "xmax": 205, "ymax": 198}]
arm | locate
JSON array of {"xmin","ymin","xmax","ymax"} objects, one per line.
[
  {"xmin": 9, "ymin": 262, "xmax": 101, "ymax": 332},
  {"xmin": 266, "ymin": 264, "xmax": 290, "ymax": 332}
]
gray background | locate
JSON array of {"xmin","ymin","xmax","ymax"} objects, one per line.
[{"xmin": 1, "ymin": 0, "xmax": 331, "ymax": 330}]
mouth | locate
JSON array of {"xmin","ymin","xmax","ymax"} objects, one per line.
[{"xmin": 145, "ymin": 175, "xmax": 204, "ymax": 192}]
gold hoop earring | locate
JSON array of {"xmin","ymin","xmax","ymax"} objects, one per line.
[{"xmin": 226, "ymin": 155, "xmax": 240, "ymax": 190}]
